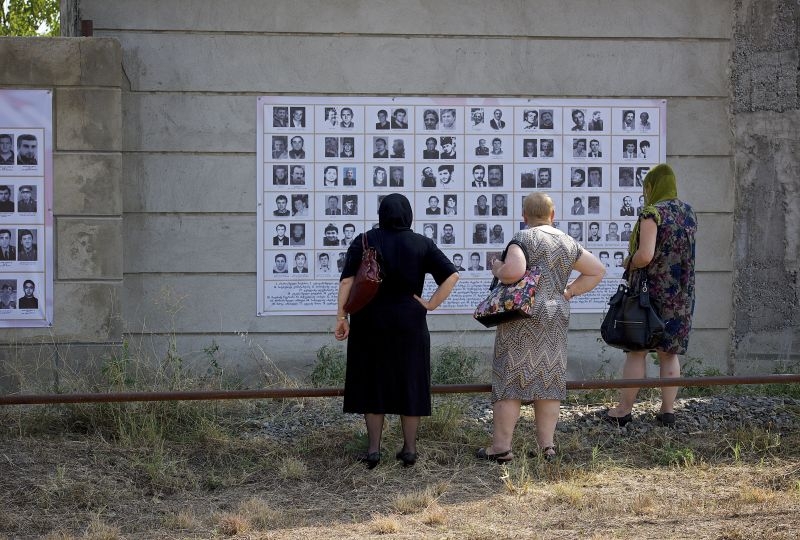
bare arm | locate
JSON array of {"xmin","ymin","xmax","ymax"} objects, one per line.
[
  {"xmin": 415, "ymin": 272, "xmax": 460, "ymax": 311},
  {"xmin": 491, "ymin": 243, "xmax": 527, "ymax": 284},
  {"xmin": 564, "ymin": 250, "xmax": 606, "ymax": 301},
  {"xmin": 334, "ymin": 276, "xmax": 354, "ymax": 341},
  {"xmin": 629, "ymin": 217, "xmax": 657, "ymax": 270}
]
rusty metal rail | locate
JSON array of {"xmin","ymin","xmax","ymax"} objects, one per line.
[{"xmin": 1, "ymin": 374, "xmax": 799, "ymax": 406}]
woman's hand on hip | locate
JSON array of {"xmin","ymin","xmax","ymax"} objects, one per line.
[{"xmin": 414, "ymin": 295, "xmax": 432, "ymax": 310}]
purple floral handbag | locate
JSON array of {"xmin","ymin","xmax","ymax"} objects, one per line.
[
  {"xmin": 474, "ymin": 239, "xmax": 541, "ymax": 328},
  {"xmin": 473, "ymin": 266, "xmax": 541, "ymax": 327}
]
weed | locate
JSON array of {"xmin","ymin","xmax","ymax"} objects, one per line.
[
  {"xmin": 84, "ymin": 513, "xmax": 120, "ymax": 540},
  {"xmin": 549, "ymin": 483, "xmax": 584, "ymax": 506},
  {"xmin": 724, "ymin": 428, "xmax": 781, "ymax": 456},
  {"xmin": 421, "ymin": 503, "xmax": 447, "ymax": 526},
  {"xmin": 652, "ymin": 444, "xmax": 695, "ymax": 467},
  {"xmin": 679, "ymin": 356, "xmax": 725, "ymax": 397},
  {"xmin": 631, "ymin": 493, "xmax": 655, "ymax": 515},
  {"xmin": 308, "ymin": 344, "xmax": 347, "ymax": 387},
  {"xmin": 392, "ymin": 487, "xmax": 436, "ymax": 514},
  {"xmin": 738, "ymin": 486, "xmax": 776, "ymax": 504},
  {"xmin": 419, "ymin": 397, "xmax": 468, "ymax": 442},
  {"xmin": 501, "ymin": 459, "xmax": 534, "ymax": 495},
  {"xmin": 215, "ymin": 512, "xmax": 250, "ymax": 536},
  {"xmin": 370, "ymin": 514, "xmax": 400, "ymax": 534},
  {"xmin": 277, "ymin": 456, "xmax": 308, "ymax": 480},
  {"xmin": 162, "ymin": 509, "xmax": 200, "ymax": 531},
  {"xmin": 431, "ymin": 343, "xmax": 480, "ymax": 384},
  {"xmin": 237, "ymin": 497, "xmax": 286, "ymax": 530}
]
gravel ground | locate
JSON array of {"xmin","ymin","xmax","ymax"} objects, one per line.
[{"xmin": 247, "ymin": 394, "xmax": 800, "ymax": 441}]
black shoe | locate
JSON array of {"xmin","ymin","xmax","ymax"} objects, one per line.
[
  {"xmin": 476, "ymin": 447, "xmax": 513, "ymax": 463},
  {"xmin": 356, "ymin": 451, "xmax": 381, "ymax": 469},
  {"xmin": 395, "ymin": 450, "xmax": 418, "ymax": 467},
  {"xmin": 601, "ymin": 409, "xmax": 633, "ymax": 427},
  {"xmin": 655, "ymin": 412, "xmax": 676, "ymax": 427}
]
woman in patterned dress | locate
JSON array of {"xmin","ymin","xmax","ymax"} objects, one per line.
[
  {"xmin": 477, "ymin": 192, "xmax": 605, "ymax": 462},
  {"xmin": 604, "ymin": 164, "xmax": 697, "ymax": 427}
]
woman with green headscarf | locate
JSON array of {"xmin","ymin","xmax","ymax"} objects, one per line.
[{"xmin": 603, "ymin": 164, "xmax": 697, "ymax": 428}]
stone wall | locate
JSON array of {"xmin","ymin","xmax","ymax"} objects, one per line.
[
  {"xmin": 731, "ymin": 0, "xmax": 800, "ymax": 372},
  {"xmin": 6, "ymin": 0, "xmax": 775, "ymax": 389},
  {"xmin": 0, "ymin": 38, "xmax": 123, "ymax": 391},
  {"xmin": 74, "ymin": 0, "xmax": 736, "ymax": 380}
]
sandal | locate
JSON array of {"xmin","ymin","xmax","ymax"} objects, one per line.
[
  {"xmin": 476, "ymin": 447, "xmax": 514, "ymax": 463},
  {"xmin": 356, "ymin": 451, "xmax": 381, "ymax": 469},
  {"xmin": 395, "ymin": 450, "xmax": 418, "ymax": 467},
  {"xmin": 527, "ymin": 446, "xmax": 557, "ymax": 462}
]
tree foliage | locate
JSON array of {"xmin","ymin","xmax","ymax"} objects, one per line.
[{"xmin": 1, "ymin": 0, "xmax": 60, "ymax": 36}]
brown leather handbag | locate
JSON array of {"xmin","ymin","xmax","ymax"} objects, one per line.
[{"xmin": 343, "ymin": 231, "xmax": 382, "ymax": 314}]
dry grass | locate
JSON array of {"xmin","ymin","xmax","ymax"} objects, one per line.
[
  {"xmin": 369, "ymin": 514, "xmax": 401, "ymax": 534},
  {"xmin": 2, "ymin": 396, "xmax": 800, "ymax": 539}
]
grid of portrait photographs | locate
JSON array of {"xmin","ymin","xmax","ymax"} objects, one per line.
[
  {"xmin": 0, "ymin": 120, "xmax": 48, "ymax": 322},
  {"xmin": 258, "ymin": 98, "xmax": 665, "ymax": 313}
]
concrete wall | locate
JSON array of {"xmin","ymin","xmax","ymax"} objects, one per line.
[
  {"xmin": 0, "ymin": 38, "xmax": 124, "ymax": 391},
  {"xmin": 730, "ymin": 0, "xmax": 800, "ymax": 372},
  {"xmin": 70, "ymin": 0, "xmax": 737, "ymax": 380}
]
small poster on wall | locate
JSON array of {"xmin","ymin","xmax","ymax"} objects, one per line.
[
  {"xmin": 0, "ymin": 90, "xmax": 54, "ymax": 327},
  {"xmin": 256, "ymin": 97, "xmax": 666, "ymax": 316}
]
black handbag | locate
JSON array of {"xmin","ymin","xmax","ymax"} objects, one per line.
[{"xmin": 600, "ymin": 269, "xmax": 665, "ymax": 350}]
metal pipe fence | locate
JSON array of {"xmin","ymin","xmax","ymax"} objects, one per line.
[{"xmin": 1, "ymin": 374, "xmax": 799, "ymax": 406}]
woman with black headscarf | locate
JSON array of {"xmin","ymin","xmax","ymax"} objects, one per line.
[{"xmin": 335, "ymin": 193, "xmax": 459, "ymax": 469}]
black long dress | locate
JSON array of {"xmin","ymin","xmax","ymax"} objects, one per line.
[{"xmin": 341, "ymin": 195, "xmax": 457, "ymax": 416}]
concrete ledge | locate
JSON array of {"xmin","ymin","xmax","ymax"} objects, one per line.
[
  {"xmin": 56, "ymin": 87, "xmax": 122, "ymax": 151},
  {"xmin": 57, "ymin": 219, "xmax": 123, "ymax": 279},
  {"xmin": 109, "ymin": 33, "xmax": 731, "ymax": 96},
  {"xmin": 54, "ymin": 282, "xmax": 124, "ymax": 341},
  {"xmin": 123, "ymin": 214, "xmax": 255, "ymax": 273},
  {"xmin": 122, "ymin": 154, "xmax": 255, "ymax": 213},
  {"xmin": 82, "ymin": 0, "xmax": 733, "ymax": 38},
  {"xmin": 670, "ymin": 156, "xmax": 734, "ymax": 213},
  {"xmin": 54, "ymin": 153, "xmax": 122, "ymax": 215},
  {"xmin": 695, "ymin": 214, "xmax": 733, "ymax": 272}
]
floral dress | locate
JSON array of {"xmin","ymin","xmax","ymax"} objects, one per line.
[{"xmin": 639, "ymin": 199, "xmax": 697, "ymax": 354}]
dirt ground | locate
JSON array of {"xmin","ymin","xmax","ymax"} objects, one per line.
[{"xmin": 1, "ymin": 397, "xmax": 799, "ymax": 539}]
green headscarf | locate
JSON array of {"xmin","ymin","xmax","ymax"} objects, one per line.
[{"xmin": 628, "ymin": 163, "xmax": 679, "ymax": 256}]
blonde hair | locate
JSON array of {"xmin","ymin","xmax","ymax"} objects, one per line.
[{"xmin": 523, "ymin": 192, "xmax": 554, "ymax": 223}]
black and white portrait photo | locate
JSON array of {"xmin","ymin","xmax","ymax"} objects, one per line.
[
  {"xmin": 290, "ymin": 106, "xmax": 306, "ymax": 128},
  {"xmin": 273, "ymin": 164, "xmax": 288, "ymax": 185},
  {"xmin": 271, "ymin": 136, "xmax": 288, "ymax": 159}
]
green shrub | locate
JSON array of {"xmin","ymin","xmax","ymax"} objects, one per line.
[
  {"xmin": 308, "ymin": 344, "xmax": 347, "ymax": 387},
  {"xmin": 431, "ymin": 344, "xmax": 480, "ymax": 385}
]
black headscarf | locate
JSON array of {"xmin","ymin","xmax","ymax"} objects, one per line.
[{"xmin": 378, "ymin": 193, "xmax": 413, "ymax": 231}]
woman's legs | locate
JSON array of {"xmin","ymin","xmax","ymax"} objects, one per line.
[
  {"xmin": 364, "ymin": 413, "xmax": 384, "ymax": 453},
  {"xmin": 490, "ymin": 399, "xmax": 521, "ymax": 453},
  {"xmin": 657, "ymin": 351, "xmax": 681, "ymax": 413},
  {"xmin": 533, "ymin": 399, "xmax": 560, "ymax": 453},
  {"xmin": 608, "ymin": 350, "xmax": 647, "ymax": 417},
  {"xmin": 399, "ymin": 415, "xmax": 420, "ymax": 454}
]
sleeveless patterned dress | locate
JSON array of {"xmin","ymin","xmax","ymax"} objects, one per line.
[
  {"xmin": 492, "ymin": 225, "xmax": 583, "ymax": 403},
  {"xmin": 639, "ymin": 199, "xmax": 697, "ymax": 354}
]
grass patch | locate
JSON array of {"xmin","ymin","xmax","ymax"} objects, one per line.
[
  {"xmin": 369, "ymin": 515, "xmax": 401, "ymax": 534},
  {"xmin": 432, "ymin": 343, "xmax": 482, "ymax": 384},
  {"xmin": 308, "ymin": 343, "xmax": 347, "ymax": 387}
]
